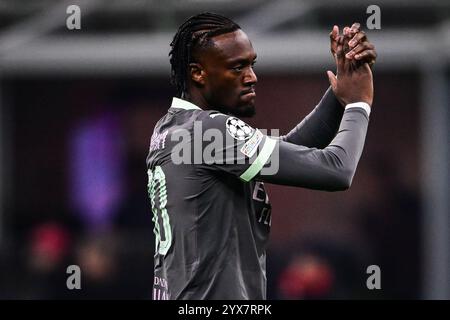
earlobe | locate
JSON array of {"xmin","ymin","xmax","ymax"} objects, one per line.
[{"xmin": 189, "ymin": 63, "xmax": 206, "ymax": 86}]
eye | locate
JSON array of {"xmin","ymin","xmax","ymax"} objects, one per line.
[
  {"xmin": 233, "ymin": 66, "xmax": 243, "ymax": 72},
  {"xmin": 251, "ymin": 60, "xmax": 257, "ymax": 67}
]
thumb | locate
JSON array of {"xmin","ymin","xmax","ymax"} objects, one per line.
[{"xmin": 327, "ymin": 70, "xmax": 337, "ymax": 91}]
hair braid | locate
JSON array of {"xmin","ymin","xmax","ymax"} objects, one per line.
[{"xmin": 169, "ymin": 12, "xmax": 240, "ymax": 97}]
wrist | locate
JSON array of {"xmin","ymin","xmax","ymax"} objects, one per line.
[
  {"xmin": 345, "ymin": 102, "xmax": 371, "ymax": 116},
  {"xmin": 330, "ymin": 88, "xmax": 347, "ymax": 108}
]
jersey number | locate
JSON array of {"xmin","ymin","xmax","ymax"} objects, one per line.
[{"xmin": 148, "ymin": 166, "xmax": 172, "ymax": 255}]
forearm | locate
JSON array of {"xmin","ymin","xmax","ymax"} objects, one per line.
[
  {"xmin": 259, "ymin": 106, "xmax": 369, "ymax": 191},
  {"xmin": 281, "ymin": 87, "xmax": 344, "ymax": 148}
]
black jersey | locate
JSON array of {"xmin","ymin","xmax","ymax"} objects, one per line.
[
  {"xmin": 147, "ymin": 93, "xmax": 370, "ymax": 300},
  {"xmin": 147, "ymin": 98, "xmax": 276, "ymax": 300}
]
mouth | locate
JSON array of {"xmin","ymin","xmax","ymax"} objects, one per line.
[{"xmin": 240, "ymin": 88, "xmax": 256, "ymax": 98}]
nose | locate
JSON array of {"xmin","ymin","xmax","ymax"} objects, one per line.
[{"xmin": 243, "ymin": 66, "xmax": 257, "ymax": 86}]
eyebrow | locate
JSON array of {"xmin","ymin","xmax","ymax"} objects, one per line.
[{"xmin": 226, "ymin": 54, "xmax": 258, "ymax": 65}]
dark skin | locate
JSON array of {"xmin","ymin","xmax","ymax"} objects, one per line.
[
  {"xmin": 187, "ymin": 23, "xmax": 376, "ymax": 116},
  {"xmin": 330, "ymin": 23, "xmax": 377, "ymax": 66},
  {"xmin": 187, "ymin": 29, "xmax": 258, "ymax": 117},
  {"xmin": 328, "ymin": 33, "xmax": 374, "ymax": 106},
  {"xmin": 328, "ymin": 23, "xmax": 375, "ymax": 106}
]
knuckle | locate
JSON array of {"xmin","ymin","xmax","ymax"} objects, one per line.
[
  {"xmin": 352, "ymin": 44, "xmax": 360, "ymax": 51},
  {"xmin": 351, "ymin": 22, "xmax": 361, "ymax": 30}
]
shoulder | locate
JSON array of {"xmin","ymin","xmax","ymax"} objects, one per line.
[{"xmin": 196, "ymin": 111, "xmax": 256, "ymax": 141}]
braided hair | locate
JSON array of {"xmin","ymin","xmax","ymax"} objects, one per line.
[{"xmin": 169, "ymin": 12, "xmax": 241, "ymax": 98}]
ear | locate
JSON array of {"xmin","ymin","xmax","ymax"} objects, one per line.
[{"xmin": 189, "ymin": 63, "xmax": 206, "ymax": 86}]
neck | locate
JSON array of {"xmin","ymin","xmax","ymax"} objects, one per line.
[{"xmin": 183, "ymin": 89, "xmax": 211, "ymax": 110}]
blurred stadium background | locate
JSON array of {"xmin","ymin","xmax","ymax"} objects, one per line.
[{"xmin": 0, "ymin": 0, "xmax": 448, "ymax": 299}]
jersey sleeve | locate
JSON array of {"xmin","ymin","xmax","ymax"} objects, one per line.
[
  {"xmin": 258, "ymin": 107, "xmax": 370, "ymax": 191},
  {"xmin": 281, "ymin": 87, "xmax": 344, "ymax": 148},
  {"xmin": 196, "ymin": 111, "xmax": 277, "ymax": 181}
]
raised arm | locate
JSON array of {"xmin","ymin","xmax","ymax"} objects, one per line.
[
  {"xmin": 281, "ymin": 23, "xmax": 377, "ymax": 149},
  {"xmin": 281, "ymin": 87, "xmax": 343, "ymax": 149},
  {"xmin": 258, "ymin": 34, "xmax": 374, "ymax": 191}
]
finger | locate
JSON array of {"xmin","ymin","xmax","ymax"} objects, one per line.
[
  {"xmin": 354, "ymin": 50, "xmax": 377, "ymax": 63},
  {"xmin": 343, "ymin": 26, "xmax": 350, "ymax": 37},
  {"xmin": 346, "ymin": 26, "xmax": 359, "ymax": 40},
  {"xmin": 346, "ymin": 44, "xmax": 362, "ymax": 59},
  {"xmin": 346, "ymin": 23, "xmax": 360, "ymax": 43},
  {"xmin": 344, "ymin": 26, "xmax": 356, "ymax": 40},
  {"xmin": 350, "ymin": 22, "xmax": 361, "ymax": 33},
  {"xmin": 342, "ymin": 26, "xmax": 354, "ymax": 59},
  {"xmin": 346, "ymin": 42, "xmax": 374, "ymax": 59},
  {"xmin": 329, "ymin": 25, "xmax": 339, "ymax": 54},
  {"xmin": 335, "ymin": 35, "xmax": 345, "ymax": 72},
  {"xmin": 349, "ymin": 31, "xmax": 367, "ymax": 48},
  {"xmin": 326, "ymin": 70, "xmax": 337, "ymax": 91},
  {"xmin": 342, "ymin": 35, "xmax": 355, "ymax": 71},
  {"xmin": 342, "ymin": 33, "xmax": 350, "ymax": 56},
  {"xmin": 341, "ymin": 36, "xmax": 352, "ymax": 71},
  {"xmin": 329, "ymin": 25, "xmax": 339, "ymax": 39}
]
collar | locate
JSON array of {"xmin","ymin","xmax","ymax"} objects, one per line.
[{"xmin": 170, "ymin": 97, "xmax": 202, "ymax": 110}]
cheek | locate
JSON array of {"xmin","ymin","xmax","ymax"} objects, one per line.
[
  {"xmin": 214, "ymin": 74, "xmax": 241, "ymax": 96},
  {"xmin": 206, "ymin": 70, "xmax": 242, "ymax": 105}
]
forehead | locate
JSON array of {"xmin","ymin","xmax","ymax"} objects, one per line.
[{"xmin": 207, "ymin": 29, "xmax": 256, "ymax": 62}]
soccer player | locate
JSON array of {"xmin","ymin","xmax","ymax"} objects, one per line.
[{"xmin": 147, "ymin": 13, "xmax": 376, "ymax": 300}]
